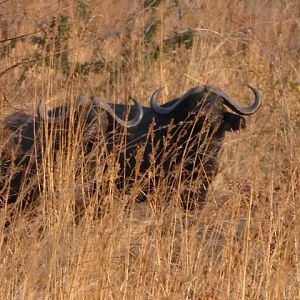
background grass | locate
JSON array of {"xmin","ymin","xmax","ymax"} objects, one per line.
[{"xmin": 0, "ymin": 0, "xmax": 300, "ymax": 299}]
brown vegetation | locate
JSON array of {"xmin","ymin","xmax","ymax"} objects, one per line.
[{"xmin": 0, "ymin": 0, "xmax": 300, "ymax": 299}]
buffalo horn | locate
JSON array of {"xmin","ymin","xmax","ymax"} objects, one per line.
[
  {"xmin": 91, "ymin": 95, "xmax": 143, "ymax": 128},
  {"xmin": 37, "ymin": 99, "xmax": 70, "ymax": 122},
  {"xmin": 38, "ymin": 95, "xmax": 143, "ymax": 128},
  {"xmin": 150, "ymin": 85, "xmax": 262, "ymax": 116},
  {"xmin": 220, "ymin": 85, "xmax": 262, "ymax": 115},
  {"xmin": 150, "ymin": 86, "xmax": 206, "ymax": 115}
]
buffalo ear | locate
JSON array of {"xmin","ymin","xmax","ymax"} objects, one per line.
[{"xmin": 223, "ymin": 112, "xmax": 246, "ymax": 131}]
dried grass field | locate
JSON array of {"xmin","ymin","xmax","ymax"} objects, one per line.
[{"xmin": 0, "ymin": 0, "xmax": 300, "ymax": 299}]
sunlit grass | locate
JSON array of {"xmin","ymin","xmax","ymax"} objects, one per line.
[{"xmin": 0, "ymin": 0, "xmax": 299, "ymax": 299}]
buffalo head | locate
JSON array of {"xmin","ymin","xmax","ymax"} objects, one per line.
[
  {"xmin": 0, "ymin": 94, "xmax": 143, "ymax": 208},
  {"xmin": 120, "ymin": 84, "xmax": 262, "ymax": 208},
  {"xmin": 150, "ymin": 84, "xmax": 261, "ymax": 133}
]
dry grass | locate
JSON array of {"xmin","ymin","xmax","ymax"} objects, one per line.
[{"xmin": 0, "ymin": 0, "xmax": 300, "ymax": 299}]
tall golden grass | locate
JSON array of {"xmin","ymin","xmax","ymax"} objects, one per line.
[{"xmin": 0, "ymin": 0, "xmax": 300, "ymax": 299}]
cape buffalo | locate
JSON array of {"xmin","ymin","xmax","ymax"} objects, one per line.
[
  {"xmin": 0, "ymin": 95, "xmax": 143, "ymax": 208},
  {"xmin": 0, "ymin": 84, "xmax": 261, "ymax": 212},
  {"xmin": 113, "ymin": 84, "xmax": 262, "ymax": 208}
]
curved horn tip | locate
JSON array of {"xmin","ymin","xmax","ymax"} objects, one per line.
[
  {"xmin": 128, "ymin": 95, "xmax": 138, "ymax": 104},
  {"xmin": 206, "ymin": 84, "xmax": 262, "ymax": 116},
  {"xmin": 127, "ymin": 95, "xmax": 144, "ymax": 127},
  {"xmin": 247, "ymin": 84, "xmax": 261, "ymax": 96},
  {"xmin": 247, "ymin": 84, "xmax": 262, "ymax": 105},
  {"xmin": 37, "ymin": 98, "xmax": 48, "ymax": 119},
  {"xmin": 247, "ymin": 84, "xmax": 257, "ymax": 92},
  {"xmin": 150, "ymin": 87, "xmax": 173, "ymax": 115},
  {"xmin": 152, "ymin": 87, "xmax": 164, "ymax": 96}
]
